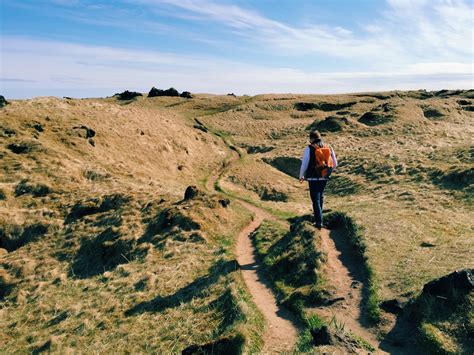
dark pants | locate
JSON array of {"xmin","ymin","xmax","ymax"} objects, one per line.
[{"xmin": 308, "ymin": 180, "xmax": 327, "ymax": 226}]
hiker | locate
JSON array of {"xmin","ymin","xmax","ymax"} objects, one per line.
[{"xmin": 299, "ymin": 130, "xmax": 337, "ymax": 228}]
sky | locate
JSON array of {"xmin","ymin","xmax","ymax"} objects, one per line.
[{"xmin": 0, "ymin": 0, "xmax": 473, "ymax": 98}]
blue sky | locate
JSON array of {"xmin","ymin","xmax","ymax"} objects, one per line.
[{"xmin": 1, "ymin": 0, "xmax": 472, "ymax": 98}]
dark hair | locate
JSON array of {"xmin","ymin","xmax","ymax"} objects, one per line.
[{"xmin": 309, "ymin": 130, "xmax": 323, "ymax": 147}]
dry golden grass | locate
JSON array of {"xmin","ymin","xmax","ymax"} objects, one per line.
[
  {"xmin": 0, "ymin": 90, "xmax": 472, "ymax": 352},
  {"xmin": 0, "ymin": 95, "xmax": 265, "ymax": 353}
]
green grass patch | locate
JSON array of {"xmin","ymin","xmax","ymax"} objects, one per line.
[{"xmin": 251, "ymin": 218, "xmax": 326, "ymax": 314}]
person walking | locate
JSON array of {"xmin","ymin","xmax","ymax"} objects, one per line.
[{"xmin": 299, "ymin": 130, "xmax": 337, "ymax": 228}]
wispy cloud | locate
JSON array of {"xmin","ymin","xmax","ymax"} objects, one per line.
[
  {"xmin": 136, "ymin": 0, "xmax": 472, "ymax": 66},
  {"xmin": 2, "ymin": 36, "xmax": 471, "ymax": 98},
  {"xmin": 2, "ymin": 0, "xmax": 472, "ymax": 97}
]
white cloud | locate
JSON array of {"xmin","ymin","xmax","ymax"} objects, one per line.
[
  {"xmin": 1, "ymin": 36, "xmax": 471, "ymax": 98},
  {"xmin": 126, "ymin": 0, "xmax": 472, "ymax": 72}
]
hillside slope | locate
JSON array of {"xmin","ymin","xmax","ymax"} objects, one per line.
[
  {"xmin": 0, "ymin": 95, "xmax": 264, "ymax": 352},
  {"xmin": 0, "ymin": 90, "xmax": 472, "ymax": 353}
]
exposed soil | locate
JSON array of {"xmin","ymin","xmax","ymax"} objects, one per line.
[
  {"xmin": 205, "ymin": 147, "xmax": 300, "ymax": 351},
  {"xmin": 235, "ymin": 201, "xmax": 300, "ymax": 353},
  {"xmin": 312, "ymin": 228, "xmax": 383, "ymax": 351}
]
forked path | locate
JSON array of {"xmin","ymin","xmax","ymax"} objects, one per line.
[{"xmin": 204, "ymin": 134, "xmax": 384, "ymax": 353}]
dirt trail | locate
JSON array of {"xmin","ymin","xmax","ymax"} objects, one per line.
[
  {"xmin": 204, "ymin": 131, "xmax": 385, "ymax": 353},
  {"xmin": 236, "ymin": 201, "xmax": 300, "ymax": 353},
  {"xmin": 205, "ymin": 147, "xmax": 300, "ymax": 352},
  {"xmin": 314, "ymin": 228, "xmax": 388, "ymax": 354}
]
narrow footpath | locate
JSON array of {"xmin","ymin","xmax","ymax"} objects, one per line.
[
  {"xmin": 205, "ymin": 150, "xmax": 300, "ymax": 353},
  {"xmin": 203, "ymin": 122, "xmax": 402, "ymax": 353}
]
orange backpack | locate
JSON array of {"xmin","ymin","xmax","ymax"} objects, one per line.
[{"xmin": 313, "ymin": 144, "xmax": 334, "ymax": 178}]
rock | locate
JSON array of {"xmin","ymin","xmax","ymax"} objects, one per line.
[
  {"xmin": 422, "ymin": 269, "xmax": 473, "ymax": 297},
  {"xmin": 88, "ymin": 139, "xmax": 95, "ymax": 147},
  {"xmin": 420, "ymin": 241, "xmax": 435, "ymax": 248},
  {"xmin": 457, "ymin": 99, "xmax": 471, "ymax": 106},
  {"xmin": 180, "ymin": 91, "xmax": 192, "ymax": 99},
  {"xmin": 184, "ymin": 186, "xmax": 200, "ymax": 200},
  {"xmin": 148, "ymin": 87, "xmax": 180, "ymax": 97},
  {"xmin": 218, "ymin": 198, "xmax": 230, "ymax": 207},
  {"xmin": 0, "ymin": 95, "xmax": 8, "ymax": 108},
  {"xmin": 380, "ymin": 298, "xmax": 406, "ymax": 314},
  {"xmin": 33, "ymin": 123, "xmax": 44, "ymax": 132},
  {"xmin": 73, "ymin": 126, "xmax": 95, "ymax": 139},
  {"xmin": 310, "ymin": 325, "xmax": 335, "ymax": 346},
  {"xmin": 7, "ymin": 142, "xmax": 37, "ymax": 154},
  {"xmin": 115, "ymin": 90, "xmax": 142, "ymax": 100}
]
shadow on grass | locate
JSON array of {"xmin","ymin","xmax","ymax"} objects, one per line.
[{"xmin": 125, "ymin": 259, "xmax": 238, "ymax": 316}]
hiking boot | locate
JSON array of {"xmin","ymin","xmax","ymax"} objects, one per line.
[{"xmin": 313, "ymin": 223, "xmax": 322, "ymax": 229}]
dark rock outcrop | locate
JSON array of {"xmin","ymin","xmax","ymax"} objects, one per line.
[
  {"xmin": 380, "ymin": 298, "xmax": 406, "ymax": 314},
  {"xmin": 148, "ymin": 87, "xmax": 179, "ymax": 97},
  {"xmin": 33, "ymin": 123, "xmax": 44, "ymax": 132},
  {"xmin": 0, "ymin": 95, "xmax": 8, "ymax": 108},
  {"xmin": 422, "ymin": 269, "xmax": 473, "ymax": 298},
  {"xmin": 115, "ymin": 90, "xmax": 143, "ymax": 100},
  {"xmin": 218, "ymin": 198, "xmax": 230, "ymax": 207},
  {"xmin": 179, "ymin": 91, "xmax": 192, "ymax": 99},
  {"xmin": 184, "ymin": 186, "xmax": 200, "ymax": 200},
  {"xmin": 7, "ymin": 142, "xmax": 37, "ymax": 154}
]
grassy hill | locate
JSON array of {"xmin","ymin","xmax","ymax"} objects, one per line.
[{"xmin": 0, "ymin": 90, "xmax": 472, "ymax": 352}]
